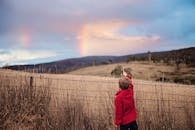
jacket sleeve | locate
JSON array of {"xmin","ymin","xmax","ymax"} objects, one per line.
[
  {"xmin": 114, "ymin": 96, "xmax": 123, "ymax": 126},
  {"xmin": 126, "ymin": 74, "xmax": 132, "ymax": 80},
  {"xmin": 126, "ymin": 74, "xmax": 133, "ymax": 86}
]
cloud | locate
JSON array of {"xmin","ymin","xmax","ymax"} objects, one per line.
[
  {"xmin": 142, "ymin": 7, "xmax": 195, "ymax": 40},
  {"xmin": 79, "ymin": 21, "xmax": 160, "ymax": 55},
  {"xmin": 0, "ymin": 0, "xmax": 194, "ymax": 65},
  {"xmin": 0, "ymin": 0, "xmax": 182, "ymax": 35},
  {"xmin": 0, "ymin": 49, "xmax": 57, "ymax": 66},
  {"xmin": 2, "ymin": 0, "xmax": 195, "ymax": 41}
]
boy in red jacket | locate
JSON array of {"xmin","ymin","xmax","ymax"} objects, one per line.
[{"xmin": 114, "ymin": 69, "xmax": 138, "ymax": 130}]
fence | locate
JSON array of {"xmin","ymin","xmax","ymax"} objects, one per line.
[{"xmin": 0, "ymin": 71, "xmax": 195, "ymax": 130}]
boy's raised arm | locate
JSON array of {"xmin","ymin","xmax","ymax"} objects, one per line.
[{"xmin": 123, "ymin": 67, "xmax": 133, "ymax": 85}]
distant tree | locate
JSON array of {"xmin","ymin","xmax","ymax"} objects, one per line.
[
  {"xmin": 92, "ymin": 60, "xmax": 96, "ymax": 66},
  {"xmin": 148, "ymin": 51, "xmax": 152, "ymax": 62},
  {"xmin": 127, "ymin": 56, "xmax": 136, "ymax": 63},
  {"xmin": 54, "ymin": 64, "xmax": 57, "ymax": 73},
  {"xmin": 185, "ymin": 55, "xmax": 191, "ymax": 65},
  {"xmin": 137, "ymin": 56, "xmax": 147, "ymax": 61},
  {"xmin": 175, "ymin": 59, "xmax": 182, "ymax": 71},
  {"xmin": 101, "ymin": 61, "xmax": 110, "ymax": 65},
  {"xmin": 108, "ymin": 59, "xmax": 113, "ymax": 64}
]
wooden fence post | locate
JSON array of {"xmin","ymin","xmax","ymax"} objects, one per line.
[
  {"xmin": 30, "ymin": 76, "xmax": 33, "ymax": 88},
  {"xmin": 29, "ymin": 76, "xmax": 33, "ymax": 100}
]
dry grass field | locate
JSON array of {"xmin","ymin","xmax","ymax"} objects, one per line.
[
  {"xmin": 69, "ymin": 61, "xmax": 195, "ymax": 84},
  {"xmin": 0, "ymin": 69, "xmax": 195, "ymax": 130},
  {"xmin": 69, "ymin": 61, "xmax": 174, "ymax": 78}
]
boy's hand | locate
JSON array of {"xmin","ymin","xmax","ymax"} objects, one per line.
[
  {"xmin": 122, "ymin": 67, "xmax": 127, "ymax": 76},
  {"xmin": 123, "ymin": 71, "xmax": 127, "ymax": 76}
]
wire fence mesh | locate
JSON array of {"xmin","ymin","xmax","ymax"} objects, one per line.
[{"xmin": 0, "ymin": 72, "xmax": 195, "ymax": 130}]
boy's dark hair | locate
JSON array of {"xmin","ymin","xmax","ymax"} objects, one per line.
[{"xmin": 119, "ymin": 77, "xmax": 130, "ymax": 89}]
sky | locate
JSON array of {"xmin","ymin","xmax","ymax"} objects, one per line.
[{"xmin": 0, "ymin": 0, "xmax": 195, "ymax": 66}]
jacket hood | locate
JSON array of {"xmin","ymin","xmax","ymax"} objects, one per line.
[{"xmin": 116, "ymin": 88, "xmax": 131, "ymax": 96}]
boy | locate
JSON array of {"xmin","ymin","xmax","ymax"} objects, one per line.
[{"xmin": 114, "ymin": 68, "xmax": 138, "ymax": 130}]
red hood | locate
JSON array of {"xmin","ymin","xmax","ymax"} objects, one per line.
[{"xmin": 116, "ymin": 84, "xmax": 133, "ymax": 96}]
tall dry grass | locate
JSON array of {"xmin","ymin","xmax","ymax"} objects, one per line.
[
  {"xmin": 0, "ymin": 75, "xmax": 113, "ymax": 130},
  {"xmin": 0, "ymin": 76, "xmax": 51, "ymax": 130},
  {"xmin": 0, "ymin": 70, "xmax": 194, "ymax": 130}
]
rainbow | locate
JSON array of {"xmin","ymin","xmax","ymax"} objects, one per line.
[
  {"xmin": 18, "ymin": 29, "xmax": 31, "ymax": 48},
  {"xmin": 78, "ymin": 21, "xmax": 124, "ymax": 56},
  {"xmin": 78, "ymin": 27, "xmax": 89, "ymax": 56}
]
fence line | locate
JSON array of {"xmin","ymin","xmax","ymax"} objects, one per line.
[
  {"xmin": 1, "ymin": 73, "xmax": 195, "ymax": 88},
  {"xmin": 0, "ymin": 73, "xmax": 195, "ymax": 129},
  {"xmin": 1, "ymin": 76, "xmax": 195, "ymax": 91},
  {"xmin": 1, "ymin": 75, "xmax": 195, "ymax": 97},
  {"xmin": 1, "ymin": 75, "xmax": 195, "ymax": 104}
]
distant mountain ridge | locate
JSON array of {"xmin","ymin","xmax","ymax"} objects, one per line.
[{"xmin": 2, "ymin": 47, "xmax": 195, "ymax": 73}]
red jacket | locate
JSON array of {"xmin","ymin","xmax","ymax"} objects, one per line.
[{"xmin": 114, "ymin": 75, "xmax": 137, "ymax": 126}]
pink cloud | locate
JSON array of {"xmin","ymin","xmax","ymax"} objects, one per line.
[{"xmin": 79, "ymin": 20, "xmax": 160, "ymax": 56}]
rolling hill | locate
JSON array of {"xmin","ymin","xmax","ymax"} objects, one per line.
[
  {"xmin": 2, "ymin": 47, "xmax": 195, "ymax": 73},
  {"xmin": 68, "ymin": 61, "xmax": 195, "ymax": 84}
]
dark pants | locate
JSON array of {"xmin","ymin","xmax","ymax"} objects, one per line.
[{"xmin": 120, "ymin": 121, "xmax": 138, "ymax": 130}]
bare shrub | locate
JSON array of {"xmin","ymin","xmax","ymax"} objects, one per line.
[{"xmin": 111, "ymin": 65, "xmax": 122, "ymax": 77}]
